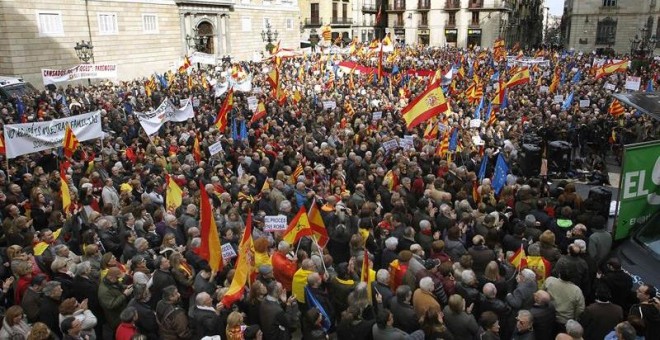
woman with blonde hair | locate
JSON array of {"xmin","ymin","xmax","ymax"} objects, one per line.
[
  {"xmin": 481, "ymin": 261, "xmax": 509, "ymax": 300},
  {"xmin": 100, "ymin": 252, "xmax": 127, "ymax": 281},
  {"xmin": 0, "ymin": 305, "xmax": 31, "ymax": 339},
  {"xmin": 26, "ymin": 322, "xmax": 54, "ymax": 340}
]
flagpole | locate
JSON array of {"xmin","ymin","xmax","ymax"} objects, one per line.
[{"xmin": 310, "ymin": 234, "xmax": 328, "ymax": 274}]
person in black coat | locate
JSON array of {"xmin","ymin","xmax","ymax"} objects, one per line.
[
  {"xmin": 335, "ymin": 305, "xmax": 376, "ymax": 340},
  {"xmin": 38, "ymin": 281, "xmax": 64, "ymax": 339},
  {"xmin": 599, "ymin": 257, "xmax": 634, "ymax": 311},
  {"xmin": 480, "ymin": 283, "xmax": 513, "ymax": 338},
  {"xmin": 71, "ymin": 261, "xmax": 104, "ymax": 339},
  {"xmin": 190, "ymin": 292, "xmax": 226, "ymax": 340},
  {"xmin": 150, "ymin": 255, "xmax": 176, "ymax": 309},
  {"xmin": 127, "ymin": 284, "xmax": 159, "ymax": 340},
  {"xmin": 259, "ymin": 281, "xmax": 300, "ymax": 340},
  {"xmin": 372, "ymin": 270, "xmax": 394, "ymax": 310},
  {"xmin": 529, "ymin": 290, "xmax": 556, "ymax": 340},
  {"xmin": 389, "ymin": 285, "xmax": 419, "ymax": 334}
]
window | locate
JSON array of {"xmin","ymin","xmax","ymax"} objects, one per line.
[
  {"xmin": 98, "ymin": 13, "xmax": 118, "ymax": 34},
  {"xmin": 420, "ymin": 12, "xmax": 428, "ymax": 26},
  {"xmin": 263, "ymin": 17, "xmax": 271, "ymax": 29},
  {"xmin": 471, "ymin": 11, "xmax": 479, "ymax": 25},
  {"xmin": 37, "ymin": 12, "xmax": 64, "ymax": 36},
  {"xmin": 602, "ymin": 0, "xmax": 616, "ymax": 7},
  {"xmin": 596, "ymin": 17, "xmax": 616, "ymax": 44},
  {"xmin": 286, "ymin": 18, "xmax": 294, "ymax": 29},
  {"xmin": 448, "ymin": 12, "xmax": 456, "ymax": 26},
  {"xmin": 332, "ymin": 2, "xmax": 338, "ymax": 20},
  {"xmin": 142, "ymin": 14, "xmax": 158, "ymax": 33},
  {"xmin": 343, "ymin": 3, "xmax": 348, "ymax": 19},
  {"xmin": 241, "ymin": 17, "xmax": 252, "ymax": 32}
]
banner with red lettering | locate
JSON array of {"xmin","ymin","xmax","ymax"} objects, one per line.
[{"xmin": 41, "ymin": 64, "xmax": 118, "ymax": 84}]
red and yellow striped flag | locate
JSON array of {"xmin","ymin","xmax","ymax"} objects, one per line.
[
  {"xmin": 308, "ymin": 199, "xmax": 329, "ymax": 248},
  {"xmin": 250, "ymin": 101, "xmax": 267, "ymax": 124},
  {"xmin": 215, "ymin": 88, "xmax": 234, "ymax": 132},
  {"xmin": 608, "ymin": 99, "xmax": 625, "ymax": 118},
  {"xmin": 506, "ymin": 68, "xmax": 531, "ymax": 88},
  {"xmin": 401, "ymin": 81, "xmax": 449, "ymax": 130},
  {"xmin": 282, "ymin": 206, "xmax": 312, "ymax": 245},
  {"xmin": 62, "ymin": 124, "xmax": 79, "ymax": 158},
  {"xmin": 196, "ymin": 180, "xmax": 223, "ymax": 272},
  {"xmin": 60, "ymin": 164, "xmax": 71, "ymax": 215},
  {"xmin": 193, "ymin": 135, "xmax": 202, "ymax": 163},
  {"xmin": 221, "ymin": 212, "xmax": 254, "ymax": 307}
]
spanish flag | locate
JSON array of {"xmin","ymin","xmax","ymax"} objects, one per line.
[
  {"xmin": 215, "ymin": 88, "xmax": 234, "ymax": 132},
  {"xmin": 383, "ymin": 169, "xmax": 399, "ymax": 191},
  {"xmin": 308, "ymin": 199, "xmax": 329, "ymax": 248},
  {"xmin": 193, "ymin": 135, "xmax": 202, "ymax": 163},
  {"xmin": 60, "ymin": 164, "xmax": 71, "ymax": 215},
  {"xmin": 196, "ymin": 180, "xmax": 223, "ymax": 272},
  {"xmin": 250, "ymin": 101, "xmax": 267, "ymax": 124},
  {"xmin": 221, "ymin": 212, "xmax": 254, "ymax": 307},
  {"xmin": 401, "ymin": 81, "xmax": 449, "ymax": 130},
  {"xmin": 509, "ymin": 244, "xmax": 527, "ymax": 270},
  {"xmin": 608, "ymin": 99, "xmax": 625, "ymax": 118},
  {"xmin": 178, "ymin": 55, "xmax": 192, "ymax": 74},
  {"xmin": 62, "ymin": 124, "xmax": 79, "ymax": 158},
  {"xmin": 493, "ymin": 37, "xmax": 505, "ymax": 49},
  {"xmin": 423, "ymin": 118, "xmax": 438, "ymax": 140},
  {"xmin": 506, "ymin": 68, "xmax": 531, "ymax": 88},
  {"xmin": 293, "ymin": 90, "xmax": 302, "ymax": 105},
  {"xmin": 361, "ymin": 248, "xmax": 375, "ymax": 302},
  {"xmin": 165, "ymin": 174, "xmax": 183, "ymax": 211},
  {"xmin": 282, "ymin": 206, "xmax": 312, "ymax": 245},
  {"xmin": 595, "ymin": 60, "xmax": 628, "ymax": 79},
  {"xmin": 549, "ymin": 68, "xmax": 561, "ymax": 94}
]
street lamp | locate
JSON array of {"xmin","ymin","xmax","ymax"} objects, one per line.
[
  {"xmin": 309, "ymin": 28, "xmax": 320, "ymax": 53},
  {"xmin": 74, "ymin": 40, "xmax": 94, "ymax": 63},
  {"xmin": 186, "ymin": 28, "xmax": 211, "ymax": 53},
  {"xmin": 261, "ymin": 21, "xmax": 279, "ymax": 53},
  {"xmin": 629, "ymin": 24, "xmax": 657, "ymax": 59}
]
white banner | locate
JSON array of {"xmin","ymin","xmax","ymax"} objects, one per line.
[
  {"xmin": 382, "ymin": 139, "xmax": 399, "ymax": 152},
  {"xmin": 625, "ymin": 76, "xmax": 641, "ymax": 91},
  {"xmin": 322, "ymin": 101, "xmax": 337, "ymax": 110},
  {"xmin": 134, "ymin": 98, "xmax": 194, "ymax": 135},
  {"xmin": 190, "ymin": 52, "xmax": 217, "ymax": 65},
  {"xmin": 208, "ymin": 140, "xmax": 224, "ymax": 156},
  {"xmin": 3, "ymin": 111, "xmax": 103, "ymax": 158},
  {"xmin": 229, "ymin": 74, "xmax": 253, "ymax": 92},
  {"xmin": 214, "ymin": 81, "xmax": 229, "ymax": 98},
  {"xmin": 604, "ymin": 83, "xmax": 617, "ymax": 91},
  {"xmin": 41, "ymin": 64, "xmax": 118, "ymax": 85},
  {"xmin": 264, "ymin": 215, "xmax": 288, "ymax": 232}
]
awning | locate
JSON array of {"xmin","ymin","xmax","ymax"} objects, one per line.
[{"xmin": 613, "ymin": 92, "xmax": 660, "ymax": 121}]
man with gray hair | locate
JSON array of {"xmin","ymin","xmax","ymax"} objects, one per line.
[
  {"xmin": 415, "ymin": 219, "xmax": 434, "ymax": 255},
  {"xmin": 513, "ymin": 309, "xmax": 535, "ymax": 340},
  {"xmin": 178, "ymin": 204, "xmax": 199, "ymax": 232},
  {"xmin": 564, "ymin": 319, "xmax": 584, "ymax": 340},
  {"xmin": 190, "ymin": 291, "xmax": 224, "ymax": 339},
  {"xmin": 480, "ymin": 282, "xmax": 512, "ymax": 335},
  {"xmin": 412, "ymin": 276, "xmax": 440, "ymax": 318},
  {"xmin": 127, "ymin": 283, "xmax": 158, "ymax": 339},
  {"xmin": 611, "ymin": 321, "xmax": 637, "ymax": 340},
  {"xmin": 272, "ymin": 240, "xmax": 297, "ymax": 293},
  {"xmin": 381, "ymin": 237, "xmax": 399, "ymax": 269},
  {"xmin": 39, "ymin": 281, "xmax": 64, "ymax": 338},
  {"xmin": 507, "ymin": 268, "xmax": 537, "ymax": 311},
  {"xmin": 456, "ymin": 269, "xmax": 480, "ymax": 311},
  {"xmin": 374, "ymin": 269, "xmax": 394, "ymax": 309}
]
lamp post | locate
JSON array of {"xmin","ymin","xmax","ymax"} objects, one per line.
[
  {"xmin": 629, "ymin": 24, "xmax": 657, "ymax": 59},
  {"xmin": 74, "ymin": 40, "xmax": 94, "ymax": 85},
  {"xmin": 186, "ymin": 28, "xmax": 211, "ymax": 53},
  {"xmin": 309, "ymin": 28, "xmax": 320, "ymax": 53},
  {"xmin": 261, "ymin": 21, "xmax": 279, "ymax": 53}
]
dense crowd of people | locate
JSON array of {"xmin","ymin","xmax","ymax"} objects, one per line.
[{"xmin": 0, "ymin": 44, "xmax": 659, "ymax": 340}]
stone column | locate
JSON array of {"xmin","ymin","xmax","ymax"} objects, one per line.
[{"xmin": 180, "ymin": 12, "xmax": 187, "ymax": 55}]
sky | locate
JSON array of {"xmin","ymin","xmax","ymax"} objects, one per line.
[{"xmin": 547, "ymin": 0, "xmax": 565, "ymax": 16}]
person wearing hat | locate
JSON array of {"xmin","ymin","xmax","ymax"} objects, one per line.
[
  {"xmin": 98, "ymin": 267, "xmax": 132, "ymax": 333},
  {"xmin": 256, "ymin": 264, "xmax": 275, "ymax": 286}
]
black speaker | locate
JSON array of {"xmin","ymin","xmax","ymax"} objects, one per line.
[
  {"xmin": 588, "ymin": 186, "xmax": 612, "ymax": 218},
  {"xmin": 547, "ymin": 141, "xmax": 571, "ymax": 173},
  {"xmin": 521, "ymin": 133, "xmax": 543, "ymax": 147},
  {"xmin": 519, "ymin": 143, "xmax": 542, "ymax": 177}
]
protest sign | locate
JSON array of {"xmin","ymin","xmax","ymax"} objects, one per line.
[
  {"xmin": 190, "ymin": 52, "xmax": 217, "ymax": 65},
  {"xmin": 470, "ymin": 119, "xmax": 482, "ymax": 128},
  {"xmin": 322, "ymin": 101, "xmax": 337, "ymax": 110},
  {"xmin": 135, "ymin": 98, "xmax": 194, "ymax": 135},
  {"xmin": 221, "ymin": 243, "xmax": 237, "ymax": 260},
  {"xmin": 372, "ymin": 111, "xmax": 382, "ymax": 121},
  {"xmin": 382, "ymin": 139, "xmax": 399, "ymax": 152},
  {"xmin": 247, "ymin": 96, "xmax": 258, "ymax": 112},
  {"xmin": 604, "ymin": 83, "xmax": 616, "ymax": 91},
  {"xmin": 579, "ymin": 99, "xmax": 590, "ymax": 108},
  {"xmin": 553, "ymin": 95, "xmax": 564, "ymax": 103},
  {"xmin": 264, "ymin": 215, "xmax": 288, "ymax": 232},
  {"xmin": 3, "ymin": 110, "xmax": 103, "ymax": 159},
  {"xmin": 41, "ymin": 64, "xmax": 118, "ymax": 84},
  {"xmin": 208, "ymin": 141, "xmax": 224, "ymax": 156},
  {"xmin": 625, "ymin": 76, "xmax": 641, "ymax": 91},
  {"xmin": 539, "ymin": 86, "xmax": 549, "ymax": 93}
]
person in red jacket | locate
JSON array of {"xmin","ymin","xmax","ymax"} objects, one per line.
[
  {"xmin": 115, "ymin": 306, "xmax": 139, "ymax": 340},
  {"xmin": 271, "ymin": 240, "xmax": 298, "ymax": 293}
]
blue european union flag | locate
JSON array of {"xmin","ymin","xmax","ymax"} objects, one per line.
[
  {"xmin": 239, "ymin": 119, "xmax": 248, "ymax": 142},
  {"xmin": 490, "ymin": 71, "xmax": 500, "ymax": 82},
  {"xmin": 647, "ymin": 80, "xmax": 655, "ymax": 93},
  {"xmin": 156, "ymin": 73, "xmax": 168, "ymax": 89},
  {"xmin": 572, "ymin": 70, "xmax": 581, "ymax": 83},
  {"xmin": 562, "ymin": 92, "xmax": 574, "ymax": 111},
  {"xmin": 449, "ymin": 129, "xmax": 459, "ymax": 152},
  {"xmin": 485, "ymin": 101, "xmax": 492, "ymax": 121},
  {"xmin": 492, "ymin": 153, "xmax": 509, "ymax": 195},
  {"xmin": 560, "ymin": 72, "xmax": 566, "ymax": 85},
  {"xmin": 15, "ymin": 97, "xmax": 25, "ymax": 121},
  {"xmin": 474, "ymin": 96, "xmax": 484, "ymax": 119},
  {"xmin": 392, "ymin": 65, "xmax": 400, "ymax": 74},
  {"xmin": 231, "ymin": 118, "xmax": 238, "ymax": 140},
  {"xmin": 305, "ymin": 286, "xmax": 332, "ymax": 332},
  {"xmin": 478, "ymin": 155, "xmax": 488, "ymax": 182}
]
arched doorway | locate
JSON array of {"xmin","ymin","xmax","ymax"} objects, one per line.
[{"xmin": 196, "ymin": 21, "xmax": 214, "ymax": 54}]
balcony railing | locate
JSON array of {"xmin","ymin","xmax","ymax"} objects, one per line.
[
  {"xmin": 418, "ymin": 21, "xmax": 429, "ymax": 28},
  {"xmin": 468, "ymin": 0, "xmax": 483, "ymax": 9},
  {"xmin": 304, "ymin": 18, "xmax": 322, "ymax": 27},
  {"xmin": 445, "ymin": 19, "xmax": 457, "ymax": 27},
  {"xmin": 362, "ymin": 4, "xmax": 379, "ymax": 12},
  {"xmin": 331, "ymin": 17, "xmax": 353, "ymax": 26},
  {"xmin": 445, "ymin": 0, "xmax": 461, "ymax": 9},
  {"xmin": 418, "ymin": 0, "xmax": 430, "ymax": 10},
  {"xmin": 469, "ymin": 20, "xmax": 480, "ymax": 27},
  {"xmin": 388, "ymin": 0, "xmax": 406, "ymax": 11},
  {"xmin": 393, "ymin": 20, "xmax": 405, "ymax": 27}
]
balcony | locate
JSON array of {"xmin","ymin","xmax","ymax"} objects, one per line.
[
  {"xmin": 418, "ymin": 0, "xmax": 430, "ymax": 10},
  {"xmin": 362, "ymin": 4, "xmax": 378, "ymax": 12},
  {"xmin": 469, "ymin": 20, "xmax": 480, "ymax": 27},
  {"xmin": 418, "ymin": 20, "xmax": 429, "ymax": 28},
  {"xmin": 445, "ymin": 0, "xmax": 461, "ymax": 10},
  {"xmin": 388, "ymin": 0, "xmax": 406, "ymax": 11},
  {"xmin": 468, "ymin": 0, "xmax": 483, "ymax": 9},
  {"xmin": 393, "ymin": 20, "xmax": 405, "ymax": 27},
  {"xmin": 303, "ymin": 18, "xmax": 322, "ymax": 27},
  {"xmin": 445, "ymin": 19, "xmax": 457, "ymax": 27},
  {"xmin": 331, "ymin": 17, "xmax": 353, "ymax": 26}
]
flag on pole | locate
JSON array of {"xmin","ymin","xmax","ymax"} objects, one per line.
[
  {"xmin": 62, "ymin": 124, "xmax": 80, "ymax": 158},
  {"xmin": 60, "ymin": 164, "xmax": 71, "ymax": 215},
  {"xmin": 165, "ymin": 174, "xmax": 183, "ymax": 212},
  {"xmin": 193, "ymin": 135, "xmax": 202, "ymax": 163},
  {"xmin": 595, "ymin": 60, "xmax": 628, "ymax": 79},
  {"xmin": 361, "ymin": 248, "xmax": 374, "ymax": 301},
  {"xmin": 178, "ymin": 55, "xmax": 192, "ymax": 74},
  {"xmin": 196, "ymin": 180, "xmax": 223, "ymax": 272},
  {"xmin": 400, "ymin": 81, "xmax": 449, "ymax": 130},
  {"xmin": 478, "ymin": 155, "xmax": 488, "ymax": 182},
  {"xmin": 282, "ymin": 206, "xmax": 312, "ymax": 245},
  {"xmin": 492, "ymin": 153, "xmax": 509, "ymax": 195},
  {"xmin": 647, "ymin": 80, "xmax": 655, "ymax": 93},
  {"xmin": 308, "ymin": 199, "xmax": 329, "ymax": 248},
  {"xmin": 250, "ymin": 101, "xmax": 267, "ymax": 124},
  {"xmin": 215, "ymin": 88, "xmax": 234, "ymax": 132},
  {"xmin": 221, "ymin": 212, "xmax": 254, "ymax": 307},
  {"xmin": 506, "ymin": 68, "xmax": 531, "ymax": 88},
  {"xmin": 608, "ymin": 99, "xmax": 625, "ymax": 118},
  {"xmin": 561, "ymin": 92, "xmax": 574, "ymax": 111},
  {"xmin": 304, "ymin": 286, "xmax": 333, "ymax": 332},
  {"xmin": 509, "ymin": 244, "xmax": 527, "ymax": 269}
]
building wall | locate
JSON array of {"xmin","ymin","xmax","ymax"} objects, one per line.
[
  {"xmin": 299, "ymin": 0, "xmax": 353, "ymax": 44},
  {"xmin": 564, "ymin": 0, "xmax": 658, "ymax": 54},
  {"xmin": 0, "ymin": 0, "xmax": 182, "ymax": 86}
]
